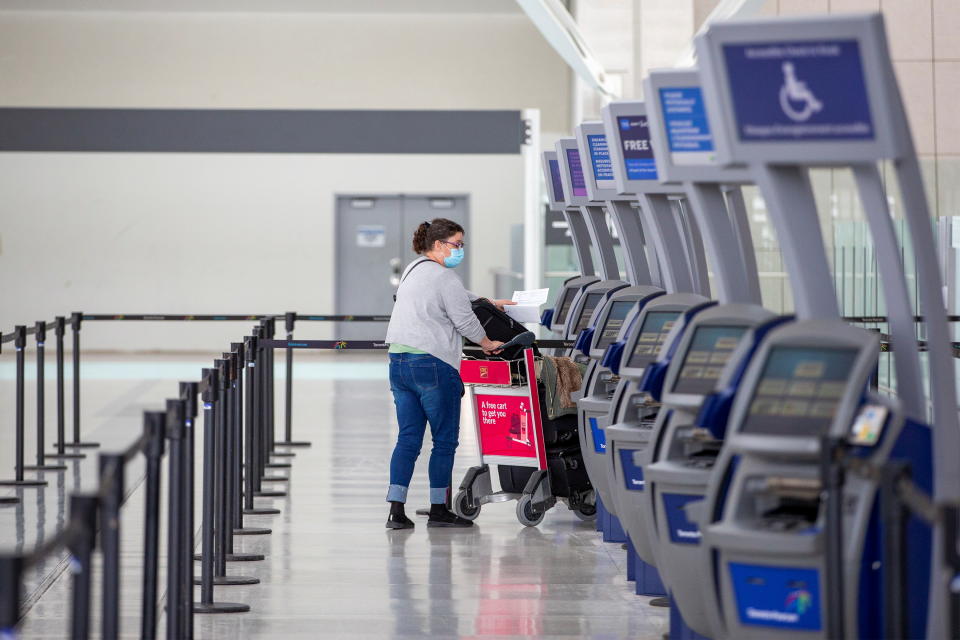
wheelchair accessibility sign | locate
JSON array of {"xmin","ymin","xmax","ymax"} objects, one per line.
[{"xmin": 722, "ymin": 39, "xmax": 874, "ymax": 142}]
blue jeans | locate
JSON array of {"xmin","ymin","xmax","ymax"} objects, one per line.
[{"xmin": 387, "ymin": 353, "xmax": 463, "ymax": 505}]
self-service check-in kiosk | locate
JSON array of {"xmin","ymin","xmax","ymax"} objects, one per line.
[
  {"xmin": 575, "ymin": 104, "xmax": 716, "ymax": 538},
  {"xmin": 541, "ymin": 150, "xmax": 599, "ymax": 338},
  {"xmin": 567, "ymin": 122, "xmax": 670, "ymax": 526},
  {"xmin": 696, "ymin": 321, "xmax": 914, "ymax": 639},
  {"xmin": 690, "ymin": 13, "xmax": 959, "ymax": 639},
  {"xmin": 554, "ymin": 137, "xmax": 628, "ymax": 353},
  {"xmin": 598, "ymin": 98, "xmax": 761, "ymax": 581},
  {"xmin": 605, "ymin": 68, "xmax": 775, "ymax": 638}
]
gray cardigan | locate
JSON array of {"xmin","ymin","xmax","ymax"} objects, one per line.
[{"xmin": 385, "ymin": 257, "xmax": 486, "ymax": 371}]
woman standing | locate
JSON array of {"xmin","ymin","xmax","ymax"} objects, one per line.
[{"xmin": 384, "ymin": 218, "xmax": 512, "ymax": 529}]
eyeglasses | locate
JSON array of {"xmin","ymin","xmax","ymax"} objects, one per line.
[{"xmin": 441, "ymin": 240, "xmax": 465, "ymax": 249}]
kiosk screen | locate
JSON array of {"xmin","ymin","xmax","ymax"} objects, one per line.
[
  {"xmin": 565, "ymin": 148, "xmax": 588, "ymax": 197},
  {"xmin": 672, "ymin": 325, "xmax": 747, "ymax": 395},
  {"xmin": 573, "ymin": 293, "xmax": 604, "ymax": 335},
  {"xmin": 615, "ymin": 116, "xmax": 658, "ymax": 181},
  {"xmin": 596, "ymin": 300, "xmax": 635, "ymax": 350},
  {"xmin": 555, "ymin": 288, "xmax": 576, "ymax": 325},
  {"xmin": 627, "ymin": 311, "xmax": 680, "ymax": 368},
  {"xmin": 742, "ymin": 346, "xmax": 858, "ymax": 436},
  {"xmin": 548, "ymin": 159, "xmax": 565, "ymax": 202}
]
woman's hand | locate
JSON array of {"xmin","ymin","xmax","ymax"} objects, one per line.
[
  {"xmin": 492, "ymin": 299, "xmax": 517, "ymax": 312},
  {"xmin": 480, "ymin": 337, "xmax": 505, "ymax": 355}
]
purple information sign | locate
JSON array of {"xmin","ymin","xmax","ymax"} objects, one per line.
[{"xmin": 565, "ymin": 148, "xmax": 588, "ymax": 197}]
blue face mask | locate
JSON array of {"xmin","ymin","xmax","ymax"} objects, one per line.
[{"xmin": 444, "ymin": 248, "xmax": 464, "ymax": 268}]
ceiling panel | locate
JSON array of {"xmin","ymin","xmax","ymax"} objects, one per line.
[{"xmin": 0, "ymin": 0, "xmax": 520, "ymax": 13}]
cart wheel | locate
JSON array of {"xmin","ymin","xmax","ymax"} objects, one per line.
[
  {"xmin": 516, "ymin": 494, "xmax": 545, "ymax": 527},
  {"xmin": 453, "ymin": 490, "xmax": 480, "ymax": 521},
  {"xmin": 573, "ymin": 502, "xmax": 597, "ymax": 521}
]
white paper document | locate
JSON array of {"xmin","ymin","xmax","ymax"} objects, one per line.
[
  {"xmin": 503, "ymin": 288, "xmax": 551, "ymax": 323},
  {"xmin": 511, "ymin": 288, "xmax": 550, "ymax": 306}
]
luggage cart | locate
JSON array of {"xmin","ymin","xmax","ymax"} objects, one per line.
[{"xmin": 453, "ymin": 348, "xmax": 596, "ymax": 527}]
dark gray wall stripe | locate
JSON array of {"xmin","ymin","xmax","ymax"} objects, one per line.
[{"xmin": 0, "ymin": 108, "xmax": 523, "ymax": 154}]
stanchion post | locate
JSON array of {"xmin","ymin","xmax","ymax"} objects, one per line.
[
  {"xmin": 276, "ymin": 311, "xmax": 311, "ymax": 448},
  {"xmin": 0, "ymin": 326, "xmax": 46, "ymax": 488},
  {"xmin": 942, "ymin": 504, "xmax": 960, "ymax": 638},
  {"xmin": 68, "ymin": 493, "xmax": 98, "ymax": 640},
  {"xmin": 164, "ymin": 402, "xmax": 184, "ymax": 640},
  {"xmin": 215, "ymin": 357, "xmax": 263, "ymax": 566},
  {"xmin": 820, "ymin": 436, "xmax": 846, "ymax": 640},
  {"xmin": 49, "ymin": 317, "xmax": 83, "ymax": 460},
  {"xmin": 0, "ymin": 555, "xmax": 23, "ymax": 638},
  {"xmin": 243, "ymin": 335, "xmax": 280, "ymax": 516},
  {"xmin": 880, "ymin": 460, "xmax": 909, "ymax": 640},
  {"xmin": 254, "ymin": 329, "xmax": 285, "ymax": 497},
  {"xmin": 26, "ymin": 321, "xmax": 66, "ymax": 472},
  {"xmin": 194, "ymin": 367, "xmax": 249, "ymax": 614},
  {"xmin": 231, "ymin": 343, "xmax": 272, "ymax": 534},
  {"xmin": 67, "ymin": 312, "xmax": 99, "ymax": 449},
  {"xmin": 142, "ymin": 410, "xmax": 166, "ymax": 640},
  {"xmin": 179, "ymin": 381, "xmax": 198, "ymax": 640},
  {"xmin": 98, "ymin": 452, "xmax": 124, "ymax": 640}
]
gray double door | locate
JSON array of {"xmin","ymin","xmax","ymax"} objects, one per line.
[{"xmin": 335, "ymin": 194, "xmax": 470, "ymax": 340}]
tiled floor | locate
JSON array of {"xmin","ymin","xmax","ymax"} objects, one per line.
[{"xmin": 1, "ymin": 353, "xmax": 668, "ymax": 639}]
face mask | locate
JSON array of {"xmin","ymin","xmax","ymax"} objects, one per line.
[{"xmin": 444, "ymin": 248, "xmax": 464, "ymax": 268}]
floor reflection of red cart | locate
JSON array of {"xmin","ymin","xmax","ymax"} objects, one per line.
[{"xmin": 454, "ymin": 348, "xmax": 596, "ymax": 527}]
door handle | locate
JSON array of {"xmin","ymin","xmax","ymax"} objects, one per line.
[{"xmin": 389, "ymin": 257, "xmax": 402, "ymax": 287}]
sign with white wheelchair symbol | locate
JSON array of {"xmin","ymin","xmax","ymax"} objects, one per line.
[
  {"xmin": 779, "ymin": 62, "xmax": 823, "ymax": 122},
  {"xmin": 722, "ymin": 40, "xmax": 875, "ymax": 142}
]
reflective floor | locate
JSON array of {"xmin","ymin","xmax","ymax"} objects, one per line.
[{"xmin": 1, "ymin": 353, "xmax": 668, "ymax": 639}]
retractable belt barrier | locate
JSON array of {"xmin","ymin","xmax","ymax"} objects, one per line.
[{"xmin": 0, "ymin": 315, "xmax": 348, "ymax": 638}]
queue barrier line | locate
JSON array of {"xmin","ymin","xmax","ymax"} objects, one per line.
[{"xmin": 0, "ymin": 318, "xmax": 321, "ymax": 638}]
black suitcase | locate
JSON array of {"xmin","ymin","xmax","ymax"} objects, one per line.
[
  {"xmin": 498, "ymin": 465, "xmax": 536, "ymax": 494},
  {"xmin": 546, "ymin": 445, "xmax": 592, "ymax": 498},
  {"xmin": 471, "ymin": 298, "xmax": 537, "ymax": 360}
]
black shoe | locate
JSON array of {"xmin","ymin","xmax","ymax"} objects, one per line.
[
  {"xmin": 386, "ymin": 512, "xmax": 415, "ymax": 530},
  {"xmin": 427, "ymin": 505, "xmax": 474, "ymax": 528},
  {"xmin": 386, "ymin": 501, "xmax": 414, "ymax": 529}
]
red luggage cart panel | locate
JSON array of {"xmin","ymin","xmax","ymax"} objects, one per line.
[
  {"xmin": 469, "ymin": 349, "xmax": 547, "ymax": 470},
  {"xmin": 475, "ymin": 393, "xmax": 538, "ymax": 459},
  {"xmin": 460, "ymin": 359, "xmax": 512, "ymax": 385}
]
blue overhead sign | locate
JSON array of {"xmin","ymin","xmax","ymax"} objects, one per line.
[
  {"xmin": 659, "ymin": 86, "xmax": 715, "ymax": 165},
  {"xmin": 722, "ymin": 39, "xmax": 874, "ymax": 142}
]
